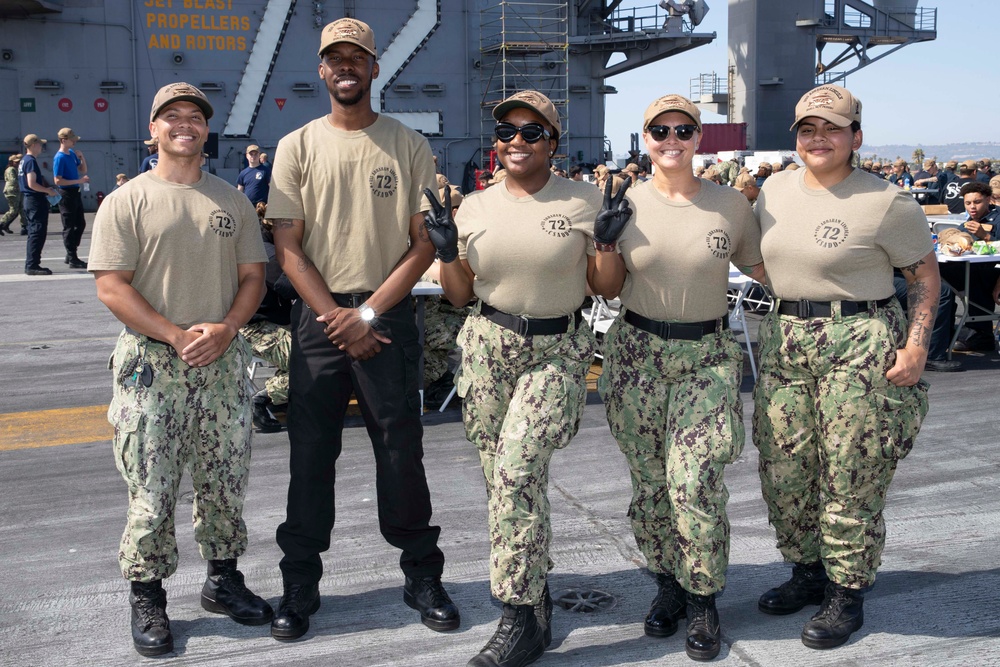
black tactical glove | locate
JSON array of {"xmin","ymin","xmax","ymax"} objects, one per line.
[
  {"xmin": 593, "ymin": 177, "xmax": 633, "ymax": 246},
  {"xmin": 423, "ymin": 187, "xmax": 459, "ymax": 263}
]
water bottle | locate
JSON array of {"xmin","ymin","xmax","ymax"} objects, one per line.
[
  {"xmin": 82, "ymin": 182, "xmax": 90, "ymax": 192},
  {"xmin": 932, "ymin": 233, "xmax": 938, "ymax": 253}
]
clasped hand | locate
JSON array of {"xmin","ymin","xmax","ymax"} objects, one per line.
[
  {"xmin": 594, "ymin": 178, "xmax": 633, "ymax": 245},
  {"xmin": 423, "ymin": 187, "xmax": 459, "ymax": 263},
  {"xmin": 177, "ymin": 322, "xmax": 236, "ymax": 367},
  {"xmin": 317, "ymin": 307, "xmax": 391, "ymax": 361}
]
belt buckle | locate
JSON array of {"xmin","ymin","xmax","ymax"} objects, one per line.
[
  {"xmin": 517, "ymin": 315, "xmax": 531, "ymax": 337},
  {"xmin": 798, "ymin": 299, "xmax": 812, "ymax": 318},
  {"xmin": 349, "ymin": 293, "xmax": 363, "ymax": 308}
]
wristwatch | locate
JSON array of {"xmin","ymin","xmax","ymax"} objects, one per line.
[{"xmin": 358, "ymin": 302, "xmax": 378, "ymax": 325}]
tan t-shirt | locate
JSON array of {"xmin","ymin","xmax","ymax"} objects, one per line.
[
  {"xmin": 266, "ymin": 114, "xmax": 435, "ymax": 292},
  {"xmin": 758, "ymin": 168, "xmax": 932, "ymax": 300},
  {"xmin": 618, "ymin": 180, "xmax": 762, "ymax": 321},
  {"xmin": 457, "ymin": 174, "xmax": 602, "ymax": 317},
  {"xmin": 89, "ymin": 171, "xmax": 267, "ymax": 329}
]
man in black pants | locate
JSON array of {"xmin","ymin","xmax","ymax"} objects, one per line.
[
  {"xmin": 265, "ymin": 17, "xmax": 459, "ymax": 641},
  {"xmin": 52, "ymin": 127, "xmax": 89, "ymax": 268}
]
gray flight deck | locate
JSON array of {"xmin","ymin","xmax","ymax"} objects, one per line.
[{"xmin": 1, "ymin": 217, "xmax": 999, "ymax": 666}]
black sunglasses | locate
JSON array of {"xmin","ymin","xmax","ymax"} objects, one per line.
[
  {"xmin": 647, "ymin": 124, "xmax": 698, "ymax": 142},
  {"xmin": 494, "ymin": 122, "xmax": 551, "ymax": 144}
]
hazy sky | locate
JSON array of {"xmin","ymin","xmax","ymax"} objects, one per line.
[{"xmin": 604, "ymin": 0, "xmax": 999, "ymax": 156}]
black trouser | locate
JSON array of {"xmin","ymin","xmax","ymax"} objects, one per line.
[
  {"xmin": 23, "ymin": 194, "xmax": 48, "ymax": 270},
  {"xmin": 939, "ymin": 262, "xmax": 1000, "ymax": 336},
  {"xmin": 276, "ymin": 295, "xmax": 445, "ymax": 585},
  {"xmin": 58, "ymin": 187, "xmax": 86, "ymax": 255}
]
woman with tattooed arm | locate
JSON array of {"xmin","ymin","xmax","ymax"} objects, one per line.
[{"xmin": 751, "ymin": 84, "xmax": 936, "ymax": 651}]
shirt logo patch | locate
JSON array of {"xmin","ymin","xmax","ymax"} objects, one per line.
[
  {"xmin": 814, "ymin": 219, "xmax": 849, "ymax": 248},
  {"xmin": 370, "ymin": 166, "xmax": 398, "ymax": 198},
  {"xmin": 706, "ymin": 228, "xmax": 732, "ymax": 259},
  {"xmin": 541, "ymin": 214, "xmax": 573, "ymax": 238},
  {"xmin": 209, "ymin": 208, "xmax": 236, "ymax": 238}
]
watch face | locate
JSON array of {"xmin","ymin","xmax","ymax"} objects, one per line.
[{"xmin": 360, "ymin": 305, "xmax": 375, "ymax": 321}]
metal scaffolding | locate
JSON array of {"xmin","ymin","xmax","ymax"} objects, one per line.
[{"xmin": 478, "ymin": 1, "xmax": 569, "ymax": 169}]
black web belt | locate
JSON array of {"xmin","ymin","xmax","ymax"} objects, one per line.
[
  {"xmin": 480, "ymin": 303, "xmax": 582, "ymax": 336},
  {"xmin": 624, "ymin": 310, "xmax": 728, "ymax": 340},
  {"xmin": 776, "ymin": 297, "xmax": 894, "ymax": 318}
]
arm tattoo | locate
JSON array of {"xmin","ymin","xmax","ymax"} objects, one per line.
[
  {"xmin": 900, "ymin": 258, "xmax": 925, "ymax": 277},
  {"xmin": 417, "ymin": 221, "xmax": 430, "ymax": 243},
  {"xmin": 296, "ymin": 256, "xmax": 314, "ymax": 273},
  {"xmin": 906, "ymin": 277, "xmax": 937, "ymax": 350},
  {"xmin": 273, "ymin": 218, "xmax": 295, "ymax": 230}
]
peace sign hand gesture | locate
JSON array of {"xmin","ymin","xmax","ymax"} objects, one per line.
[
  {"xmin": 423, "ymin": 187, "xmax": 459, "ymax": 263},
  {"xmin": 593, "ymin": 177, "xmax": 632, "ymax": 246}
]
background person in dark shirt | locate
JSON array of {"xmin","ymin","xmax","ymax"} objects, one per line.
[
  {"xmin": 942, "ymin": 181, "xmax": 1000, "ymax": 352},
  {"xmin": 236, "ymin": 144, "xmax": 271, "ymax": 205},
  {"xmin": 18, "ymin": 134, "xmax": 60, "ymax": 275}
]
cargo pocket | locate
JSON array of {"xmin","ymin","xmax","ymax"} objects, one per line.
[
  {"xmin": 533, "ymin": 370, "xmax": 587, "ymax": 451},
  {"xmin": 870, "ymin": 380, "xmax": 929, "ymax": 460},
  {"xmin": 713, "ymin": 381, "xmax": 746, "ymax": 464},
  {"xmin": 108, "ymin": 398, "xmax": 146, "ymax": 485}
]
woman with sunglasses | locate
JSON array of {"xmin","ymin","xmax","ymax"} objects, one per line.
[
  {"xmin": 595, "ymin": 94, "xmax": 765, "ymax": 662},
  {"xmin": 423, "ymin": 90, "xmax": 631, "ymax": 667},
  {"xmin": 752, "ymin": 85, "xmax": 934, "ymax": 650}
]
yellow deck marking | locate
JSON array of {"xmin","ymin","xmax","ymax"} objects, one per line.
[
  {"xmin": 0, "ymin": 363, "xmax": 604, "ymax": 451},
  {"xmin": 0, "ymin": 405, "xmax": 112, "ymax": 451}
]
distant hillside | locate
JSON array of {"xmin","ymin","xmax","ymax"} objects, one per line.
[{"xmin": 860, "ymin": 142, "xmax": 1000, "ymax": 162}]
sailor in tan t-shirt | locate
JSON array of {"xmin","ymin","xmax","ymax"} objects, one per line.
[
  {"xmin": 752, "ymin": 84, "xmax": 937, "ymax": 651},
  {"xmin": 592, "ymin": 94, "xmax": 765, "ymax": 662},
  {"xmin": 265, "ymin": 18, "xmax": 459, "ymax": 641},
  {"xmin": 90, "ymin": 82, "xmax": 270, "ymax": 657},
  {"xmin": 424, "ymin": 90, "xmax": 631, "ymax": 667}
]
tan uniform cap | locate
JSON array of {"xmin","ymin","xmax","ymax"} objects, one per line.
[
  {"xmin": 790, "ymin": 84, "xmax": 861, "ymax": 130},
  {"xmin": 492, "ymin": 90, "xmax": 561, "ymax": 137},
  {"xmin": 318, "ymin": 18, "xmax": 377, "ymax": 57},
  {"xmin": 642, "ymin": 94, "xmax": 702, "ymax": 131},
  {"xmin": 150, "ymin": 82, "xmax": 213, "ymax": 122}
]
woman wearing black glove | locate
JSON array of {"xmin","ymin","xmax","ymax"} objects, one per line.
[
  {"xmin": 594, "ymin": 94, "xmax": 765, "ymax": 662},
  {"xmin": 424, "ymin": 90, "xmax": 627, "ymax": 667}
]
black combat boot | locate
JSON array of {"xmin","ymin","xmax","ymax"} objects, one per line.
[
  {"xmin": 644, "ymin": 572, "xmax": 686, "ymax": 637},
  {"xmin": 758, "ymin": 561, "xmax": 829, "ymax": 615},
  {"xmin": 66, "ymin": 252, "xmax": 87, "ymax": 269},
  {"xmin": 251, "ymin": 389, "xmax": 282, "ymax": 433},
  {"xmin": 130, "ymin": 580, "xmax": 173, "ymax": 657},
  {"xmin": 201, "ymin": 559, "xmax": 274, "ymax": 625},
  {"xmin": 404, "ymin": 575, "xmax": 461, "ymax": 631},
  {"xmin": 535, "ymin": 583, "xmax": 553, "ymax": 648},
  {"xmin": 685, "ymin": 592, "xmax": 721, "ymax": 661},
  {"xmin": 800, "ymin": 583, "xmax": 864, "ymax": 649},
  {"xmin": 271, "ymin": 581, "xmax": 320, "ymax": 640},
  {"xmin": 467, "ymin": 603, "xmax": 545, "ymax": 667}
]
